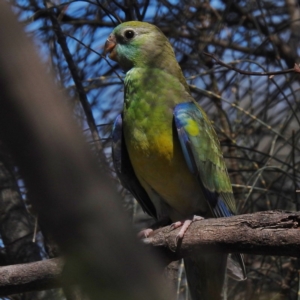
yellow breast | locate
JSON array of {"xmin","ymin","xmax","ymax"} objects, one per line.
[{"xmin": 125, "ymin": 126, "xmax": 207, "ymax": 219}]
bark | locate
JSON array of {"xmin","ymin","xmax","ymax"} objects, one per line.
[
  {"xmin": 0, "ymin": 210, "xmax": 299, "ymax": 296},
  {"xmin": 0, "ymin": 258, "xmax": 62, "ymax": 296},
  {"xmin": 146, "ymin": 211, "xmax": 300, "ymax": 259}
]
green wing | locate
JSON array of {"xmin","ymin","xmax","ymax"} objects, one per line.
[{"xmin": 174, "ymin": 102, "xmax": 236, "ymax": 217}]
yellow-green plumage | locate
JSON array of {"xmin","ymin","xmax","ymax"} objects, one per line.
[
  {"xmin": 124, "ymin": 67, "xmax": 208, "ymax": 220},
  {"xmin": 107, "ymin": 21, "xmax": 245, "ymax": 300}
]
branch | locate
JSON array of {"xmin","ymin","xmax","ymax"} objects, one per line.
[
  {"xmin": 145, "ymin": 211, "xmax": 300, "ymax": 260},
  {"xmin": 203, "ymin": 52, "xmax": 300, "ymax": 76},
  {"xmin": 47, "ymin": 6, "xmax": 103, "ymax": 155},
  {"xmin": 0, "ymin": 258, "xmax": 62, "ymax": 296},
  {"xmin": 0, "ymin": 211, "xmax": 298, "ymax": 296},
  {"xmin": 0, "ymin": 3, "xmax": 173, "ymax": 299}
]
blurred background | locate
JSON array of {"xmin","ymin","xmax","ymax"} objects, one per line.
[{"xmin": 1, "ymin": 0, "xmax": 300, "ymax": 299}]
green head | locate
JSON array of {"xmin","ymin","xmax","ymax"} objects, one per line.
[{"xmin": 104, "ymin": 21, "xmax": 177, "ymax": 72}]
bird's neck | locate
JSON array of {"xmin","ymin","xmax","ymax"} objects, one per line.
[{"xmin": 131, "ymin": 43, "xmax": 190, "ymax": 92}]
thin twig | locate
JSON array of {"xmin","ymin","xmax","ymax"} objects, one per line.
[
  {"xmin": 47, "ymin": 8, "xmax": 103, "ymax": 155},
  {"xmin": 203, "ymin": 52, "xmax": 299, "ymax": 76}
]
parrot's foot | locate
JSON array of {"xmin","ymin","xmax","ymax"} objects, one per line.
[
  {"xmin": 137, "ymin": 228, "xmax": 154, "ymax": 238},
  {"xmin": 137, "ymin": 217, "xmax": 171, "ymax": 239},
  {"xmin": 170, "ymin": 215, "xmax": 204, "ymax": 244}
]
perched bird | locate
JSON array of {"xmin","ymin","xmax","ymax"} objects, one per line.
[{"xmin": 105, "ymin": 21, "xmax": 246, "ymax": 300}]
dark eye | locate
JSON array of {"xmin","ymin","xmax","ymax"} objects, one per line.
[{"xmin": 124, "ymin": 30, "xmax": 135, "ymax": 39}]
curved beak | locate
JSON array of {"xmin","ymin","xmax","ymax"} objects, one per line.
[{"xmin": 104, "ymin": 34, "xmax": 117, "ymax": 60}]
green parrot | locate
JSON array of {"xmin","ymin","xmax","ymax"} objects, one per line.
[{"xmin": 105, "ymin": 21, "xmax": 246, "ymax": 300}]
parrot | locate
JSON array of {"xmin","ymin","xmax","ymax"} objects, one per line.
[{"xmin": 104, "ymin": 21, "xmax": 246, "ymax": 300}]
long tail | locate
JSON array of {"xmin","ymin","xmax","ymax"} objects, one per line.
[
  {"xmin": 228, "ymin": 253, "xmax": 247, "ymax": 281},
  {"xmin": 184, "ymin": 254, "xmax": 227, "ymax": 300}
]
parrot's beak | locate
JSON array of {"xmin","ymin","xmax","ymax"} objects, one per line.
[{"xmin": 104, "ymin": 34, "xmax": 117, "ymax": 60}]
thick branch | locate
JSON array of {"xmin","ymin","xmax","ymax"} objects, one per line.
[
  {"xmin": 0, "ymin": 211, "xmax": 299, "ymax": 295},
  {"xmin": 146, "ymin": 211, "xmax": 300, "ymax": 259},
  {"xmin": 0, "ymin": 258, "xmax": 62, "ymax": 296},
  {"xmin": 0, "ymin": 3, "xmax": 173, "ymax": 300}
]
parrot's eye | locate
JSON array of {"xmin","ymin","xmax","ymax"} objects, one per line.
[{"xmin": 124, "ymin": 30, "xmax": 135, "ymax": 39}]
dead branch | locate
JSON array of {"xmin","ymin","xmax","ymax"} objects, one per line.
[
  {"xmin": 0, "ymin": 258, "xmax": 62, "ymax": 296},
  {"xmin": 203, "ymin": 52, "xmax": 298, "ymax": 76},
  {"xmin": 46, "ymin": 6, "xmax": 103, "ymax": 155},
  {"xmin": 146, "ymin": 210, "xmax": 300, "ymax": 260},
  {"xmin": 0, "ymin": 210, "xmax": 298, "ymax": 296}
]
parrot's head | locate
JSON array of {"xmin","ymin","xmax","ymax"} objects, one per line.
[{"xmin": 104, "ymin": 21, "xmax": 176, "ymax": 72}]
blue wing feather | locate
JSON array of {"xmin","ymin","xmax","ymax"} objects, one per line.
[
  {"xmin": 174, "ymin": 102, "xmax": 234, "ymax": 218},
  {"xmin": 112, "ymin": 114, "xmax": 157, "ymax": 219},
  {"xmin": 176, "ymin": 126, "xmax": 197, "ymax": 175},
  {"xmin": 174, "ymin": 103, "xmax": 246, "ymax": 280}
]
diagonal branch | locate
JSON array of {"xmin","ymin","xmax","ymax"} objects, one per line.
[{"xmin": 47, "ymin": 7, "xmax": 103, "ymax": 155}]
